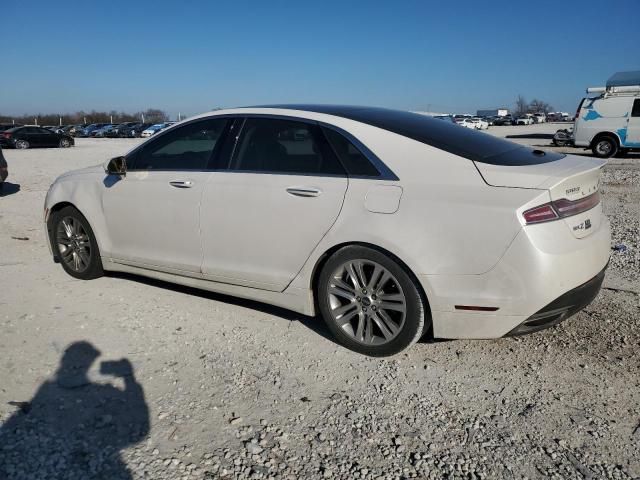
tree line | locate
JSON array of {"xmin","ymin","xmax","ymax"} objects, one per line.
[
  {"xmin": 514, "ymin": 95, "xmax": 554, "ymax": 116},
  {"xmin": 0, "ymin": 108, "xmax": 170, "ymax": 126}
]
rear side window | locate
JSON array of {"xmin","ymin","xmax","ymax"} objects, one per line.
[
  {"xmin": 632, "ymin": 99, "xmax": 640, "ymax": 117},
  {"xmin": 231, "ymin": 118, "xmax": 345, "ymax": 175},
  {"xmin": 130, "ymin": 119, "xmax": 227, "ymax": 171},
  {"xmin": 322, "ymin": 127, "xmax": 379, "ymax": 177}
]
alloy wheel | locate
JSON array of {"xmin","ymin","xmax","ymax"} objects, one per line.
[
  {"xmin": 15, "ymin": 140, "xmax": 29, "ymax": 149},
  {"xmin": 595, "ymin": 140, "xmax": 612, "ymax": 156},
  {"xmin": 327, "ymin": 260, "xmax": 407, "ymax": 345},
  {"xmin": 56, "ymin": 216, "xmax": 91, "ymax": 273}
]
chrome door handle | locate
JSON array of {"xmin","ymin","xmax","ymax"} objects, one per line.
[
  {"xmin": 286, "ymin": 187, "xmax": 322, "ymax": 197},
  {"xmin": 169, "ymin": 180, "xmax": 194, "ymax": 188}
]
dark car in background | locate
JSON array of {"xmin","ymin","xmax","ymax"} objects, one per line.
[
  {"xmin": 432, "ymin": 115, "xmax": 457, "ymax": 124},
  {"xmin": 92, "ymin": 125, "xmax": 116, "ymax": 137},
  {"xmin": 106, "ymin": 122, "xmax": 138, "ymax": 137},
  {"xmin": 120, "ymin": 123, "xmax": 152, "ymax": 137},
  {"xmin": 76, "ymin": 123, "xmax": 109, "ymax": 137},
  {"xmin": 493, "ymin": 116, "xmax": 514, "ymax": 126},
  {"xmin": 0, "ymin": 126, "xmax": 74, "ymax": 149}
]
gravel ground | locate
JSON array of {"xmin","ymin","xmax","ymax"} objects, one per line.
[{"xmin": 0, "ymin": 128, "xmax": 638, "ymax": 480}]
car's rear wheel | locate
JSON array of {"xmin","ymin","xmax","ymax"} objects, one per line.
[
  {"xmin": 51, "ymin": 206, "xmax": 103, "ymax": 280},
  {"xmin": 59, "ymin": 138, "xmax": 71, "ymax": 148},
  {"xmin": 592, "ymin": 135, "xmax": 618, "ymax": 158},
  {"xmin": 317, "ymin": 245, "xmax": 429, "ymax": 356},
  {"xmin": 15, "ymin": 140, "xmax": 29, "ymax": 149}
]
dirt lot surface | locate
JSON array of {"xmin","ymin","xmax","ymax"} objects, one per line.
[{"xmin": 0, "ymin": 125, "xmax": 638, "ymax": 479}]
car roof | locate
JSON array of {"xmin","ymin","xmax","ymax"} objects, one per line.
[{"xmin": 185, "ymin": 104, "xmax": 562, "ymax": 165}]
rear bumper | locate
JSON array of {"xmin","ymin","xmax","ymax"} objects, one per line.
[
  {"xmin": 421, "ymin": 215, "xmax": 611, "ymax": 339},
  {"xmin": 506, "ymin": 262, "xmax": 607, "ymax": 335}
]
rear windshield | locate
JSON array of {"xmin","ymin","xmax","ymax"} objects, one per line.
[{"xmin": 258, "ymin": 105, "xmax": 565, "ymax": 166}]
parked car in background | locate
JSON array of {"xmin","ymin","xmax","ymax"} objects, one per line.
[
  {"xmin": 44, "ymin": 105, "xmax": 610, "ymax": 356},
  {"xmin": 92, "ymin": 125, "xmax": 116, "ymax": 138},
  {"xmin": 515, "ymin": 116, "xmax": 534, "ymax": 126},
  {"xmin": 119, "ymin": 123, "xmax": 150, "ymax": 138},
  {"xmin": 76, "ymin": 124, "xmax": 109, "ymax": 137},
  {"xmin": 433, "ymin": 115, "xmax": 456, "ymax": 124},
  {"xmin": 457, "ymin": 118, "xmax": 479, "ymax": 129},
  {"xmin": 493, "ymin": 116, "xmax": 513, "ymax": 126},
  {"xmin": 533, "ymin": 113, "xmax": 546, "ymax": 123},
  {"xmin": 0, "ymin": 126, "xmax": 74, "ymax": 149},
  {"xmin": 140, "ymin": 123, "xmax": 170, "ymax": 137},
  {"xmin": 106, "ymin": 122, "xmax": 138, "ymax": 138},
  {"xmin": 68, "ymin": 124, "xmax": 88, "ymax": 136},
  {"xmin": 470, "ymin": 117, "xmax": 489, "ymax": 130}
]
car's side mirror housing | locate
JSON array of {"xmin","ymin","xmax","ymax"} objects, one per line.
[{"xmin": 105, "ymin": 156, "xmax": 126, "ymax": 175}]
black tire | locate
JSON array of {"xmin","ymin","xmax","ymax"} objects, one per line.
[
  {"xmin": 591, "ymin": 135, "xmax": 618, "ymax": 158},
  {"xmin": 59, "ymin": 138, "xmax": 71, "ymax": 148},
  {"xmin": 317, "ymin": 245, "xmax": 429, "ymax": 357},
  {"xmin": 15, "ymin": 139, "xmax": 29, "ymax": 149},
  {"xmin": 50, "ymin": 206, "xmax": 104, "ymax": 280}
]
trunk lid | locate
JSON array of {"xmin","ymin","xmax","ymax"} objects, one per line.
[{"xmin": 474, "ymin": 154, "xmax": 607, "ymax": 239}]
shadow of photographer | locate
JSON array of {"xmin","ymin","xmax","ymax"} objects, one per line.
[{"xmin": 0, "ymin": 341, "xmax": 149, "ymax": 479}]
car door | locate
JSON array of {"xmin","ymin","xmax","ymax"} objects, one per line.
[
  {"xmin": 200, "ymin": 117, "xmax": 348, "ymax": 291},
  {"xmin": 101, "ymin": 118, "xmax": 229, "ymax": 274},
  {"xmin": 626, "ymin": 99, "xmax": 640, "ymax": 145},
  {"xmin": 20, "ymin": 127, "xmax": 43, "ymax": 146},
  {"xmin": 36, "ymin": 127, "xmax": 58, "ymax": 146}
]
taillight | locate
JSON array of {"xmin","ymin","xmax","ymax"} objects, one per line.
[
  {"xmin": 523, "ymin": 191, "xmax": 600, "ymax": 225},
  {"xmin": 2, "ymin": 132, "xmax": 11, "ymax": 139}
]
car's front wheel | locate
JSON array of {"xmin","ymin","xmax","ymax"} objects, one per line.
[
  {"xmin": 59, "ymin": 138, "xmax": 71, "ymax": 148},
  {"xmin": 50, "ymin": 206, "xmax": 103, "ymax": 280},
  {"xmin": 317, "ymin": 245, "xmax": 429, "ymax": 356}
]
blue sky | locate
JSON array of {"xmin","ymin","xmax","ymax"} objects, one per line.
[{"xmin": 2, "ymin": 0, "xmax": 637, "ymax": 118}]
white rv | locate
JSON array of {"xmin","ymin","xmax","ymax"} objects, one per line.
[{"xmin": 574, "ymin": 70, "xmax": 640, "ymax": 158}]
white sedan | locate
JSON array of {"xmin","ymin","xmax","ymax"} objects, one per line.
[
  {"xmin": 44, "ymin": 106, "xmax": 611, "ymax": 356},
  {"xmin": 456, "ymin": 118, "xmax": 478, "ymax": 129},
  {"xmin": 469, "ymin": 118, "xmax": 489, "ymax": 130}
]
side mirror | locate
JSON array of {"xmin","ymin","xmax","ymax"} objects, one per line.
[{"xmin": 105, "ymin": 156, "xmax": 126, "ymax": 175}]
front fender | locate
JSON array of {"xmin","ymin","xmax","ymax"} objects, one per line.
[{"xmin": 45, "ymin": 174, "xmax": 111, "ymax": 260}]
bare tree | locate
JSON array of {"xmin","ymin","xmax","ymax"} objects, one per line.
[
  {"xmin": 515, "ymin": 95, "xmax": 528, "ymax": 116},
  {"xmin": 528, "ymin": 99, "xmax": 553, "ymax": 114}
]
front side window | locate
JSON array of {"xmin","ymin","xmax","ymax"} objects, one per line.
[
  {"xmin": 231, "ymin": 118, "xmax": 344, "ymax": 175},
  {"xmin": 632, "ymin": 99, "xmax": 640, "ymax": 117},
  {"xmin": 130, "ymin": 119, "xmax": 227, "ymax": 170},
  {"xmin": 322, "ymin": 127, "xmax": 380, "ymax": 177}
]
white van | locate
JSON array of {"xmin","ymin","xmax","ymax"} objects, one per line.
[{"xmin": 574, "ymin": 71, "xmax": 640, "ymax": 158}]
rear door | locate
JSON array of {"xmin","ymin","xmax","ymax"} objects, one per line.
[
  {"xmin": 102, "ymin": 118, "xmax": 228, "ymax": 273},
  {"xmin": 36, "ymin": 127, "xmax": 59, "ymax": 147},
  {"xmin": 200, "ymin": 117, "xmax": 348, "ymax": 291},
  {"xmin": 21, "ymin": 127, "xmax": 44, "ymax": 146}
]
